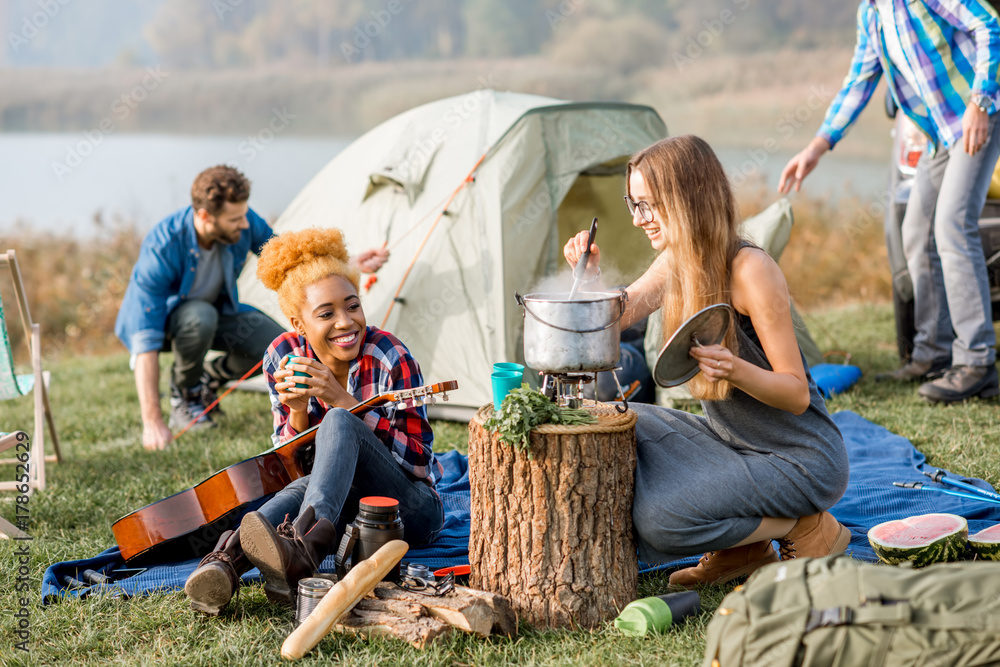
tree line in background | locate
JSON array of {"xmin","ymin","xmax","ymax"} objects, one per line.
[
  {"xmin": 4, "ymin": 0, "xmax": 856, "ymax": 70},
  {"xmin": 146, "ymin": 0, "xmax": 855, "ymax": 69}
]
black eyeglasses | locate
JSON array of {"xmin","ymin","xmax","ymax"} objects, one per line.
[{"xmin": 623, "ymin": 195, "xmax": 654, "ymax": 222}]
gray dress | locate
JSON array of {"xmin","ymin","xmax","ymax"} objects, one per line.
[{"xmin": 632, "ymin": 307, "xmax": 849, "ymax": 565}]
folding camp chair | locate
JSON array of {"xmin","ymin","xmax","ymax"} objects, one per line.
[
  {"xmin": 0, "ymin": 431, "xmax": 30, "ymax": 538},
  {"xmin": 0, "ymin": 250, "xmax": 61, "ymax": 493}
]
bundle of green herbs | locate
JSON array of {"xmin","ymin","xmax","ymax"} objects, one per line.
[{"xmin": 484, "ymin": 385, "xmax": 597, "ymax": 451}]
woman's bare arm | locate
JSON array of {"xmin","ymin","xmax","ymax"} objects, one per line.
[
  {"xmin": 563, "ymin": 230, "xmax": 670, "ymax": 330},
  {"xmin": 725, "ymin": 248, "xmax": 810, "ymax": 413},
  {"xmin": 621, "ymin": 250, "xmax": 671, "ymax": 330}
]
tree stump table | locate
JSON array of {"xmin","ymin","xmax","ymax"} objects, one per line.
[{"xmin": 468, "ymin": 403, "xmax": 638, "ymax": 629}]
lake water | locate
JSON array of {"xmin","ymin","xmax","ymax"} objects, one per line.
[
  {"xmin": 0, "ymin": 133, "xmax": 888, "ymax": 238},
  {"xmin": 714, "ymin": 146, "xmax": 890, "ymax": 201},
  {"xmin": 0, "ymin": 133, "xmax": 352, "ymax": 237}
]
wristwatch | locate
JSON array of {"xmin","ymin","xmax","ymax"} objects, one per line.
[{"xmin": 972, "ymin": 94, "xmax": 992, "ymax": 113}]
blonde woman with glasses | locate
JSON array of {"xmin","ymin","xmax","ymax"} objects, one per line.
[{"xmin": 565, "ymin": 135, "xmax": 851, "ymax": 588}]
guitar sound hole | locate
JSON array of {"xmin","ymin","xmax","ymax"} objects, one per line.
[{"xmin": 295, "ymin": 443, "xmax": 316, "ymax": 476}]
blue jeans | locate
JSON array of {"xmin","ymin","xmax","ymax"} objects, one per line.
[
  {"xmin": 903, "ymin": 113, "xmax": 1000, "ymax": 367},
  {"xmin": 257, "ymin": 408, "xmax": 444, "ymax": 547},
  {"xmin": 165, "ymin": 300, "xmax": 285, "ymax": 390}
]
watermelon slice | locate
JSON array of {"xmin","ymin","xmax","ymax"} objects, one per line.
[
  {"xmin": 868, "ymin": 513, "xmax": 968, "ymax": 566},
  {"xmin": 970, "ymin": 524, "xmax": 1000, "ymax": 561}
]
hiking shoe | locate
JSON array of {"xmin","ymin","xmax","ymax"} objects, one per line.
[
  {"xmin": 169, "ymin": 381, "xmax": 184, "ymax": 409},
  {"xmin": 184, "ymin": 529, "xmax": 248, "ymax": 616},
  {"xmin": 668, "ymin": 541, "xmax": 778, "ymax": 590},
  {"xmin": 917, "ymin": 364, "xmax": 999, "ymax": 404},
  {"xmin": 168, "ymin": 384, "xmax": 217, "ymax": 431},
  {"xmin": 875, "ymin": 358, "xmax": 950, "ymax": 383},
  {"xmin": 199, "ymin": 374, "xmax": 224, "ymax": 417},
  {"xmin": 776, "ymin": 511, "xmax": 851, "ymax": 560},
  {"xmin": 240, "ymin": 506, "xmax": 338, "ymax": 608}
]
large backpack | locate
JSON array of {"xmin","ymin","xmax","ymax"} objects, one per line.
[{"xmin": 702, "ymin": 555, "xmax": 1000, "ymax": 667}]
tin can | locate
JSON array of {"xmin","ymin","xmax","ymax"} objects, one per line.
[{"xmin": 295, "ymin": 577, "xmax": 334, "ymax": 626}]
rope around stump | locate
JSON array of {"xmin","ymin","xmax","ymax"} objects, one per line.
[{"xmin": 473, "ymin": 402, "xmax": 637, "ymax": 434}]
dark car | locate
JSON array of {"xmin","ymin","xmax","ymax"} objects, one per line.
[{"xmin": 883, "ymin": 94, "xmax": 1000, "ymax": 361}]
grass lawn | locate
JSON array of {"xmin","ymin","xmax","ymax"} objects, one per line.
[{"xmin": 1, "ymin": 301, "xmax": 998, "ymax": 666}]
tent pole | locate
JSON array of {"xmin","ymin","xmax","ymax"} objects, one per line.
[{"xmin": 381, "ymin": 153, "xmax": 486, "ymax": 329}]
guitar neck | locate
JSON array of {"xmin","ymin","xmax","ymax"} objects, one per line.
[
  {"xmin": 112, "ymin": 379, "xmax": 458, "ymax": 564},
  {"xmin": 275, "ymin": 380, "xmax": 458, "ymax": 449}
]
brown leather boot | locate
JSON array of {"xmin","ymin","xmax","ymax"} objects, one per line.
[
  {"xmin": 668, "ymin": 541, "xmax": 778, "ymax": 590},
  {"xmin": 183, "ymin": 529, "xmax": 249, "ymax": 615},
  {"xmin": 776, "ymin": 511, "xmax": 851, "ymax": 560},
  {"xmin": 240, "ymin": 506, "xmax": 337, "ymax": 607}
]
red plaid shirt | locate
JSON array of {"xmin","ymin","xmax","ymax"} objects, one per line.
[{"xmin": 263, "ymin": 327, "xmax": 442, "ymax": 485}]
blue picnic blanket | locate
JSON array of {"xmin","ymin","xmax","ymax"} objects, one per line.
[
  {"xmin": 42, "ymin": 411, "xmax": 1000, "ymax": 601},
  {"xmin": 826, "ymin": 410, "xmax": 1000, "ymax": 560}
]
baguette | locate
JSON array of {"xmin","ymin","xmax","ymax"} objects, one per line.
[{"xmin": 280, "ymin": 539, "xmax": 409, "ymax": 660}]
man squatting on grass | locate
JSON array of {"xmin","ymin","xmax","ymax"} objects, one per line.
[
  {"xmin": 780, "ymin": 0, "xmax": 1000, "ymax": 404},
  {"xmin": 114, "ymin": 165, "xmax": 388, "ymax": 451}
]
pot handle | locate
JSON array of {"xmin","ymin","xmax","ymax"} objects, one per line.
[
  {"xmin": 617, "ymin": 286, "xmax": 629, "ymax": 311},
  {"xmin": 514, "ymin": 291, "xmax": 626, "ymax": 334},
  {"xmin": 610, "ymin": 368, "xmax": 629, "ymax": 414}
]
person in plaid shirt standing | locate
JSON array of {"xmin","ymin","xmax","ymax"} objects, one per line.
[
  {"xmin": 780, "ymin": 0, "xmax": 1000, "ymax": 403},
  {"xmin": 183, "ymin": 227, "xmax": 443, "ymax": 615}
]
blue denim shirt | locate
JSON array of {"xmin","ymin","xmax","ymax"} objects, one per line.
[{"xmin": 114, "ymin": 206, "xmax": 274, "ymax": 355}]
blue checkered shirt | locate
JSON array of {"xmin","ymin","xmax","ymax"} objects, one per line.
[
  {"xmin": 264, "ymin": 327, "xmax": 442, "ymax": 486},
  {"xmin": 818, "ymin": 0, "xmax": 1000, "ymax": 153}
]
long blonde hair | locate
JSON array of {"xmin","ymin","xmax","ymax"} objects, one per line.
[
  {"xmin": 256, "ymin": 227, "xmax": 360, "ymax": 323},
  {"xmin": 628, "ymin": 136, "xmax": 742, "ymax": 401}
]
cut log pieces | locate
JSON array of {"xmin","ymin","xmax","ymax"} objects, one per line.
[
  {"xmin": 331, "ymin": 582, "xmax": 517, "ymax": 649},
  {"xmin": 354, "ymin": 597, "xmax": 424, "ymax": 621},
  {"xmin": 337, "ymin": 612, "xmax": 450, "ymax": 650},
  {"xmin": 372, "ymin": 584, "xmax": 492, "ymax": 636},
  {"xmin": 452, "ymin": 585, "xmax": 517, "ymax": 637}
]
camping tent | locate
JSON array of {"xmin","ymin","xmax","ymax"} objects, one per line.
[{"xmin": 238, "ymin": 90, "xmax": 668, "ymax": 417}]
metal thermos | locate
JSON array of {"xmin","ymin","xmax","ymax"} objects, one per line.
[
  {"xmin": 335, "ymin": 496, "xmax": 405, "ymax": 580},
  {"xmin": 613, "ymin": 591, "xmax": 701, "ymax": 636}
]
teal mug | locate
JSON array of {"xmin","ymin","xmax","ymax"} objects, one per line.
[
  {"xmin": 493, "ymin": 362, "xmax": 525, "ymax": 375},
  {"xmin": 491, "ymin": 370, "xmax": 523, "ymax": 410},
  {"xmin": 282, "ymin": 353, "xmax": 310, "ymax": 390}
]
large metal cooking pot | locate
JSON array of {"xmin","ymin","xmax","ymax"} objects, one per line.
[{"xmin": 515, "ymin": 289, "xmax": 628, "ymax": 373}]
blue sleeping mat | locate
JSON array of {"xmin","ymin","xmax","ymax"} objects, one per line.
[{"xmin": 42, "ymin": 411, "xmax": 1000, "ymax": 601}]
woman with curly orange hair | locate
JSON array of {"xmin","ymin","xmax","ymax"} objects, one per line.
[{"xmin": 183, "ymin": 227, "xmax": 443, "ymax": 615}]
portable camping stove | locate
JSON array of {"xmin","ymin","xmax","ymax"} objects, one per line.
[{"xmin": 540, "ymin": 369, "xmax": 626, "ymax": 409}]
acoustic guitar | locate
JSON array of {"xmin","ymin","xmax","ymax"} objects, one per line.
[{"xmin": 112, "ymin": 380, "xmax": 458, "ymax": 565}]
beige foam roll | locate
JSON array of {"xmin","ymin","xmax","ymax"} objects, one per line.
[{"xmin": 281, "ymin": 539, "xmax": 409, "ymax": 660}]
